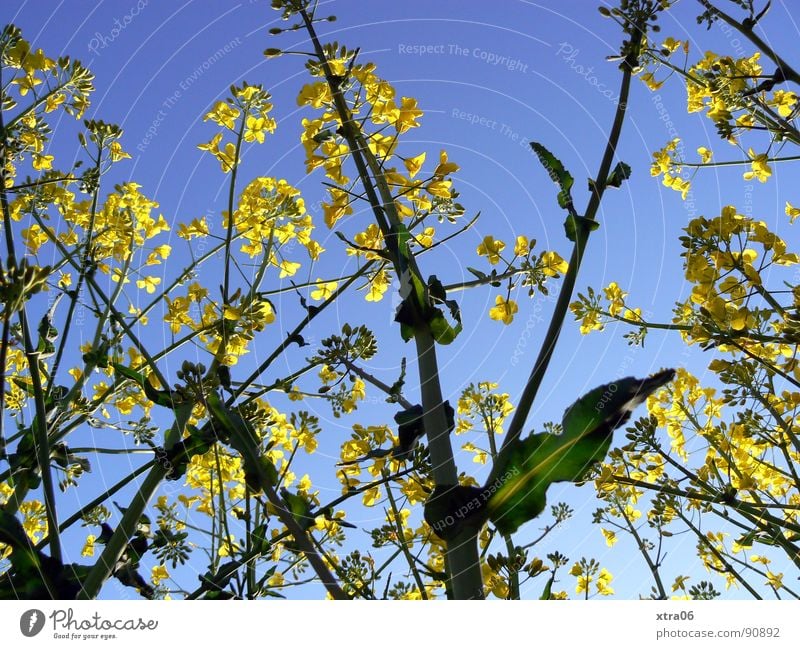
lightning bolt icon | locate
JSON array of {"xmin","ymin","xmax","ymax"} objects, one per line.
[{"xmin": 28, "ymin": 611, "xmax": 38, "ymax": 633}]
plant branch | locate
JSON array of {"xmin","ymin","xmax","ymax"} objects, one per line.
[{"xmin": 501, "ymin": 28, "xmax": 641, "ymax": 454}]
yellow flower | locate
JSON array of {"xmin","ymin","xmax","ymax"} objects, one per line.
[
  {"xmin": 21, "ymin": 225, "xmax": 48, "ymax": 253},
  {"xmin": 32, "ymin": 153, "xmax": 54, "ymax": 170},
  {"xmin": 765, "ymin": 571, "xmax": 784, "ymax": 589},
  {"xmin": 204, "ymin": 101, "xmax": 240, "ymax": 129},
  {"xmin": 14, "ymin": 73, "xmax": 42, "ymax": 96},
  {"xmin": 297, "ymin": 82, "xmax": 331, "ymax": 108},
  {"xmin": 769, "ymin": 90, "xmax": 797, "ymax": 117},
  {"xmin": 81, "ymin": 535, "xmax": 96, "ymax": 557},
  {"xmin": 151, "ymin": 565, "xmax": 170, "ymax": 586},
  {"xmin": 322, "ymin": 188, "xmax": 352, "ymax": 229},
  {"xmin": 482, "ymin": 562, "xmax": 510, "ymax": 598},
  {"xmin": 146, "ymin": 244, "xmax": 172, "ymax": 265},
  {"xmin": 20, "ymin": 500, "xmax": 47, "ymax": 541},
  {"xmin": 396, "ymin": 97, "xmax": 423, "ymax": 132},
  {"xmin": 425, "ymin": 179, "xmax": 452, "ymax": 198},
  {"xmin": 596, "ymin": 568, "xmax": 614, "ymax": 596},
  {"xmin": 365, "ymin": 269, "xmax": 390, "ymax": 302},
  {"xmin": 310, "ymin": 278, "xmax": 338, "ymax": 301},
  {"xmin": 662, "ymin": 173, "xmax": 691, "ymax": 199},
  {"xmin": 278, "ymin": 260, "xmax": 301, "ymax": 278},
  {"xmin": 697, "ymin": 147, "xmax": 712, "ymax": 164},
  {"xmin": 434, "ymin": 149, "xmax": 459, "ymax": 176},
  {"xmin": 415, "ymin": 226, "xmax": 435, "ymax": 248},
  {"xmin": 513, "ymin": 235, "xmax": 529, "ymax": 257},
  {"xmin": 45, "ymin": 92, "xmax": 65, "ymax": 112},
  {"xmin": 575, "ymin": 575, "xmax": 591, "ymax": 594},
  {"xmin": 404, "ymin": 152, "xmax": 426, "ymax": 178},
  {"xmin": 109, "ymin": 141, "xmax": 131, "ymax": 161},
  {"xmin": 136, "ymin": 276, "xmax": 161, "ymax": 294},
  {"xmin": 671, "ymin": 575, "xmax": 690, "ymax": 592},
  {"xmin": 243, "ymin": 115, "xmax": 276, "ymax": 143},
  {"xmin": 640, "ymin": 71, "xmax": 663, "ymax": 91},
  {"xmin": 540, "ymin": 250, "xmax": 568, "ymax": 276},
  {"xmin": 603, "ymin": 281, "xmax": 626, "ymax": 317},
  {"xmin": 477, "ymin": 235, "xmax": 505, "ymax": 265},
  {"xmin": 177, "ymin": 217, "xmax": 210, "ymax": 239},
  {"xmin": 318, "ymin": 365, "xmax": 338, "ymax": 384},
  {"xmin": 489, "ymin": 295, "xmax": 518, "ymax": 325},
  {"xmin": 351, "ymin": 223, "xmax": 384, "ymax": 259},
  {"xmin": 197, "ymin": 132, "xmax": 223, "ymax": 155},
  {"xmin": 216, "ymin": 142, "xmax": 238, "ymax": 172},
  {"xmin": 601, "ymin": 528, "xmax": 617, "ymax": 547},
  {"xmin": 305, "ymin": 240, "xmax": 325, "ymax": 260},
  {"xmin": 786, "ymin": 201, "xmax": 800, "ymax": 224},
  {"xmin": 267, "ymin": 572, "xmax": 285, "ymax": 588},
  {"xmin": 362, "ymin": 486, "xmax": 381, "ymax": 506},
  {"xmin": 743, "ymin": 148, "xmax": 771, "ymax": 183},
  {"xmin": 372, "ymin": 99, "xmax": 400, "ymax": 125}
]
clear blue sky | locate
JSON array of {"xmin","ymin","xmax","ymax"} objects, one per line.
[{"xmin": 3, "ymin": 0, "xmax": 800, "ymax": 598}]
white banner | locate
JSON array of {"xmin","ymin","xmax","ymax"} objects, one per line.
[{"xmin": 0, "ymin": 600, "xmax": 798, "ymax": 648}]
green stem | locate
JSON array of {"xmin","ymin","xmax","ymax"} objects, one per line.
[
  {"xmin": 340, "ymin": 357, "xmax": 414, "ymax": 409},
  {"xmin": 229, "ymin": 259, "xmax": 375, "ymax": 402},
  {"xmin": 49, "ymin": 460, "xmax": 154, "ymax": 539},
  {"xmin": 17, "ymin": 310, "xmax": 62, "ymax": 564},
  {"xmin": 222, "ymin": 115, "xmax": 247, "ymax": 304},
  {"xmin": 501, "ymin": 30, "xmax": 639, "ymax": 454},
  {"xmin": 78, "ymin": 460, "xmax": 169, "ymax": 599},
  {"xmin": 0, "ymin": 315, "xmax": 10, "ymax": 461},
  {"xmin": 383, "ymin": 468, "xmax": 428, "ymax": 598},
  {"xmin": 46, "ymin": 143, "xmax": 104, "ymax": 399},
  {"xmin": 682, "ymin": 154, "xmax": 800, "ymax": 168},
  {"xmin": 676, "ymin": 507, "xmax": 762, "ymax": 598},
  {"xmin": 299, "ymin": 8, "xmax": 484, "ymax": 599},
  {"xmin": 77, "ymin": 403, "xmax": 190, "ymax": 599},
  {"xmin": 697, "ymin": 0, "xmax": 800, "ymax": 85},
  {"xmin": 619, "ymin": 504, "xmax": 666, "ymax": 599}
]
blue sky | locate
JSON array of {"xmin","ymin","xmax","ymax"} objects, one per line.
[{"xmin": 3, "ymin": 0, "xmax": 800, "ymax": 598}]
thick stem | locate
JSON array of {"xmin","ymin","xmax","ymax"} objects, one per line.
[
  {"xmin": 415, "ymin": 328, "xmax": 484, "ymax": 599},
  {"xmin": 78, "ymin": 461, "xmax": 168, "ymax": 599},
  {"xmin": 298, "ymin": 8, "xmax": 484, "ymax": 598}
]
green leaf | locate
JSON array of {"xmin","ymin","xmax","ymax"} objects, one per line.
[
  {"xmin": 564, "ymin": 214, "xmax": 600, "ymax": 243},
  {"xmin": 540, "ymin": 574, "xmax": 555, "ymax": 600},
  {"xmin": 395, "ymin": 404, "xmax": 425, "ymax": 454},
  {"xmin": 163, "ymin": 424, "xmax": 216, "ymax": 480},
  {"xmin": 530, "ymin": 142, "xmax": 574, "ymax": 212},
  {"xmin": 394, "ymin": 274, "xmax": 463, "ymax": 344},
  {"xmin": 35, "ymin": 293, "xmax": 61, "ymax": 358},
  {"xmin": 423, "ymin": 484, "xmax": 488, "ymax": 541},
  {"xmin": 280, "ymin": 489, "xmax": 316, "ymax": 530},
  {"xmin": 393, "ymin": 402, "xmax": 454, "ymax": 458},
  {"xmin": 206, "ymin": 392, "xmax": 278, "ymax": 493},
  {"xmin": 427, "ymin": 275, "xmax": 462, "ymax": 345},
  {"xmin": 486, "ymin": 369, "xmax": 675, "ymax": 535},
  {"xmin": 112, "ymin": 362, "xmax": 179, "ymax": 409},
  {"xmin": 0, "ymin": 510, "xmax": 88, "ymax": 598},
  {"xmin": 428, "ymin": 308, "xmax": 461, "ymax": 344},
  {"xmin": 386, "ymin": 358, "xmax": 406, "ymax": 404},
  {"xmin": 606, "ymin": 161, "xmax": 632, "ymax": 188}
]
